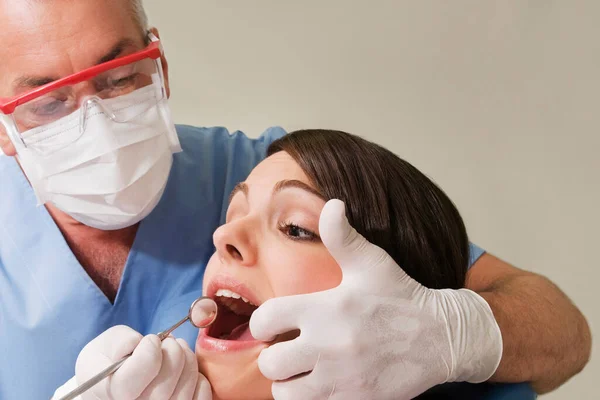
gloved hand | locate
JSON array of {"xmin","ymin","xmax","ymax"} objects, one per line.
[
  {"xmin": 250, "ymin": 200, "xmax": 502, "ymax": 400},
  {"xmin": 53, "ymin": 325, "xmax": 212, "ymax": 400}
]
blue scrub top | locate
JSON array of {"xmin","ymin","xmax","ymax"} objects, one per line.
[{"xmin": 0, "ymin": 125, "xmax": 485, "ymax": 399}]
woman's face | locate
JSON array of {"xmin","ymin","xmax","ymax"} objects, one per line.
[{"xmin": 196, "ymin": 151, "xmax": 343, "ymax": 400}]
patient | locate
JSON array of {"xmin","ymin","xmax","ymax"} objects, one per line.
[{"xmin": 197, "ymin": 129, "xmax": 470, "ymax": 400}]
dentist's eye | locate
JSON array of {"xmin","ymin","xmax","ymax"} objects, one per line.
[
  {"xmin": 109, "ymin": 74, "xmax": 138, "ymax": 88},
  {"xmin": 278, "ymin": 222, "xmax": 320, "ymax": 242}
]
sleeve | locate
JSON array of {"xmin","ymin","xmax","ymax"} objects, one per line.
[
  {"xmin": 468, "ymin": 242, "xmax": 486, "ymax": 268},
  {"xmin": 51, "ymin": 376, "xmax": 82, "ymax": 400},
  {"xmin": 173, "ymin": 125, "xmax": 286, "ymax": 226}
]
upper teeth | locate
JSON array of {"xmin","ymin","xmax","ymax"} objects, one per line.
[{"xmin": 215, "ymin": 289, "xmax": 255, "ymax": 306}]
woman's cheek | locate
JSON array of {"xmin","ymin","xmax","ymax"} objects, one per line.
[{"xmin": 269, "ymin": 247, "xmax": 343, "ymax": 296}]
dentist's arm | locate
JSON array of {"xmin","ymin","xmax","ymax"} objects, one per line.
[{"xmin": 467, "ymin": 254, "xmax": 592, "ymax": 393}]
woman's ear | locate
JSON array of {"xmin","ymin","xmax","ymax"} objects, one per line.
[{"xmin": 149, "ymin": 28, "xmax": 171, "ymax": 98}]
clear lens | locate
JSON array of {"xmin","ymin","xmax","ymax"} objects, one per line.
[{"xmin": 12, "ymin": 58, "xmax": 164, "ymax": 135}]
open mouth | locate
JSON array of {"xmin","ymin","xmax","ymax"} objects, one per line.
[{"xmin": 206, "ymin": 289, "xmax": 259, "ymax": 341}]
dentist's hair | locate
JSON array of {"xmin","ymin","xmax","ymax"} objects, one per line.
[
  {"xmin": 268, "ymin": 130, "xmax": 470, "ymax": 289},
  {"xmin": 131, "ymin": 0, "xmax": 148, "ymax": 32}
]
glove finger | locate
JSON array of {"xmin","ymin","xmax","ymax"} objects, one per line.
[
  {"xmin": 250, "ymin": 295, "xmax": 310, "ymax": 341},
  {"xmin": 271, "ymin": 377, "xmax": 314, "ymax": 400},
  {"xmin": 169, "ymin": 339, "xmax": 199, "ymax": 399},
  {"xmin": 258, "ymin": 337, "xmax": 318, "ymax": 381},
  {"xmin": 138, "ymin": 337, "xmax": 187, "ymax": 400},
  {"xmin": 271, "ymin": 372, "xmax": 337, "ymax": 400},
  {"xmin": 109, "ymin": 335, "xmax": 163, "ymax": 399},
  {"xmin": 192, "ymin": 371, "xmax": 213, "ymax": 400}
]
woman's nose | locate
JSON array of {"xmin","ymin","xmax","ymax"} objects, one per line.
[{"xmin": 213, "ymin": 220, "xmax": 257, "ymax": 266}]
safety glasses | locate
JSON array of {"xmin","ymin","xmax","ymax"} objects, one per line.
[{"xmin": 0, "ymin": 34, "xmax": 166, "ymax": 150}]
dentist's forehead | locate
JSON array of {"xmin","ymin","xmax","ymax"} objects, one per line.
[
  {"xmin": 0, "ymin": 0, "xmax": 136, "ymax": 40},
  {"xmin": 0, "ymin": 0, "xmax": 141, "ymax": 96}
]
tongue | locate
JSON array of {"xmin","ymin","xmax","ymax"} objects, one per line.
[{"xmin": 228, "ymin": 322, "xmax": 255, "ymax": 341}]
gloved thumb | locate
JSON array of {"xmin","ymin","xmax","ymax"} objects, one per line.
[
  {"xmin": 319, "ymin": 199, "xmax": 418, "ymax": 293},
  {"xmin": 76, "ymin": 325, "xmax": 143, "ymax": 367},
  {"xmin": 320, "ymin": 200, "xmax": 390, "ymax": 276},
  {"xmin": 74, "ymin": 326, "xmax": 151, "ymax": 400}
]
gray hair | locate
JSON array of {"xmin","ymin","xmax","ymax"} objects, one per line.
[{"xmin": 130, "ymin": 0, "xmax": 149, "ymax": 32}]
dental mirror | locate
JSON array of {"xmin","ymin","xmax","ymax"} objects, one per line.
[
  {"xmin": 190, "ymin": 296, "xmax": 219, "ymax": 328},
  {"xmin": 158, "ymin": 296, "xmax": 218, "ymax": 339}
]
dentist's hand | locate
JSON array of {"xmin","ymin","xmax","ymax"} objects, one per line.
[
  {"xmin": 56, "ymin": 325, "xmax": 212, "ymax": 400},
  {"xmin": 250, "ymin": 200, "xmax": 502, "ymax": 400}
]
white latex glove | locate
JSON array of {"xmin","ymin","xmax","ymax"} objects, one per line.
[
  {"xmin": 52, "ymin": 325, "xmax": 212, "ymax": 400},
  {"xmin": 250, "ymin": 200, "xmax": 502, "ymax": 400}
]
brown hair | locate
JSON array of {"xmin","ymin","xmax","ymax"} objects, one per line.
[{"xmin": 268, "ymin": 129, "xmax": 469, "ymax": 289}]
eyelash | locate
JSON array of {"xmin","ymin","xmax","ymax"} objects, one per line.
[{"xmin": 278, "ymin": 221, "xmax": 320, "ymax": 243}]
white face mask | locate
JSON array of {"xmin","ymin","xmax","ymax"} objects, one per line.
[{"xmin": 14, "ymin": 82, "xmax": 182, "ymax": 230}]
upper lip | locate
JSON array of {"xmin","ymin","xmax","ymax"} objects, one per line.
[{"xmin": 206, "ymin": 275, "xmax": 263, "ymax": 307}]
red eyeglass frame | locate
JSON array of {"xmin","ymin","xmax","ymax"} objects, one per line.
[{"xmin": 0, "ymin": 40, "xmax": 162, "ymax": 115}]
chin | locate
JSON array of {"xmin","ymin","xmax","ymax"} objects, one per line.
[{"xmin": 197, "ymin": 350, "xmax": 273, "ymax": 400}]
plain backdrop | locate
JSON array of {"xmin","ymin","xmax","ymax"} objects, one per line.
[{"xmin": 146, "ymin": 1, "xmax": 598, "ymax": 398}]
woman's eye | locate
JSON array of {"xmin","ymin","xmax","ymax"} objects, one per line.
[{"xmin": 279, "ymin": 222, "xmax": 320, "ymax": 242}]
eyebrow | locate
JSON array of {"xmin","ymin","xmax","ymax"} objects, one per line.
[
  {"xmin": 229, "ymin": 182, "xmax": 249, "ymax": 204},
  {"xmin": 13, "ymin": 76, "xmax": 57, "ymax": 90},
  {"xmin": 228, "ymin": 179, "xmax": 327, "ymax": 204},
  {"xmin": 97, "ymin": 38, "xmax": 139, "ymax": 64},
  {"xmin": 274, "ymin": 179, "xmax": 327, "ymax": 201},
  {"xmin": 12, "ymin": 38, "xmax": 141, "ymax": 91}
]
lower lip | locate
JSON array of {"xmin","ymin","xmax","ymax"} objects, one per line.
[{"xmin": 196, "ymin": 328, "xmax": 267, "ymax": 352}]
